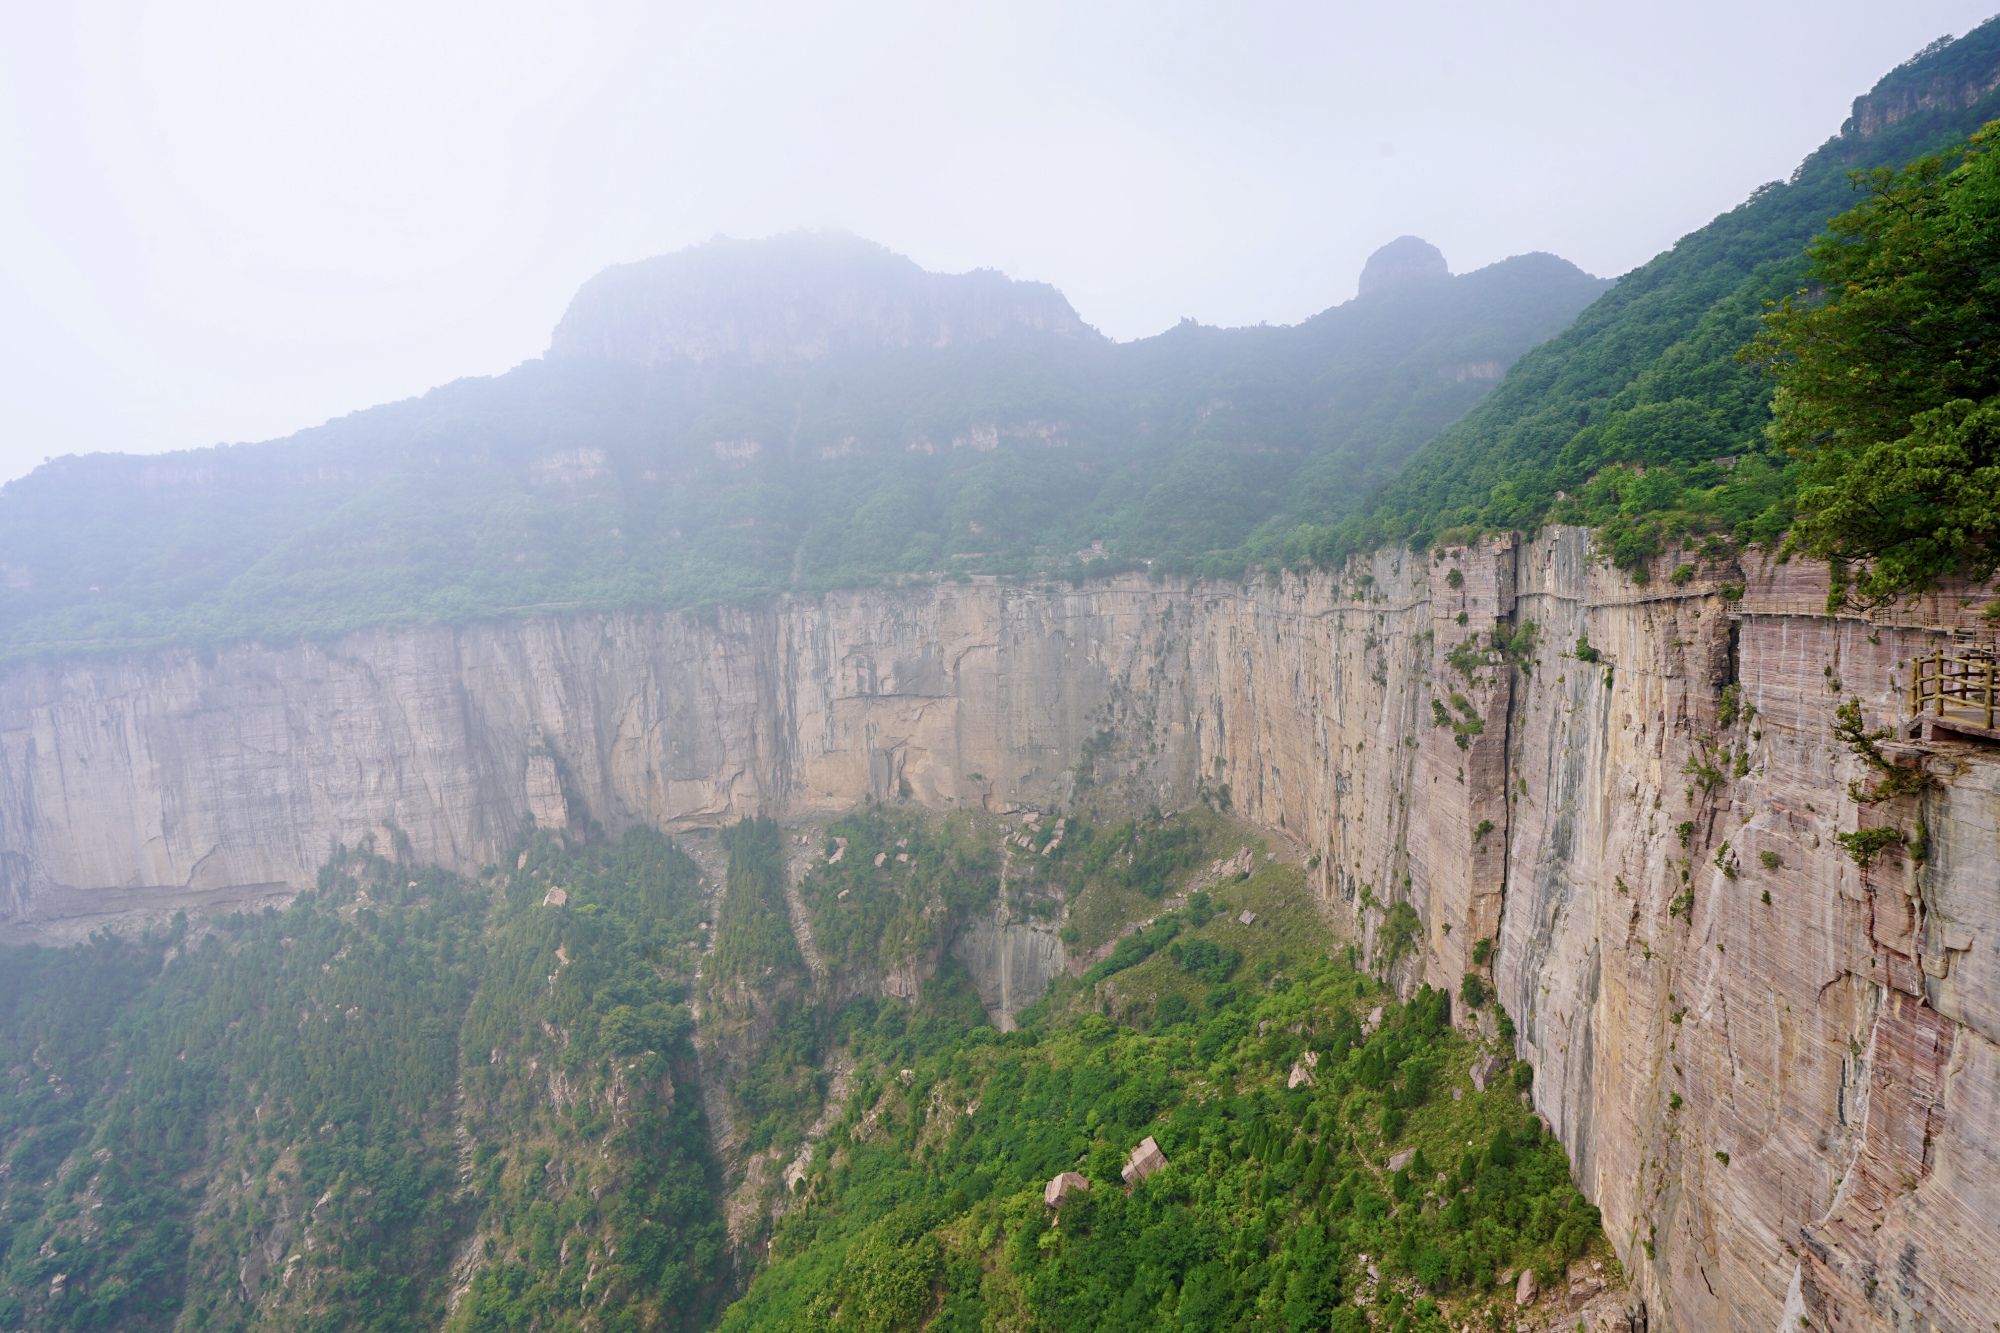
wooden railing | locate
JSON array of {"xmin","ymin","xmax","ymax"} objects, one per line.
[{"xmin": 1908, "ymin": 647, "xmax": 1999, "ymax": 733}]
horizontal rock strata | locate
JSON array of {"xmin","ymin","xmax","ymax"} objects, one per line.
[{"xmin": 2, "ymin": 528, "xmax": 1995, "ymax": 1329}]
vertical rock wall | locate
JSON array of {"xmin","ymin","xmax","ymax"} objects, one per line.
[{"xmin": 1, "ymin": 530, "xmax": 1994, "ymax": 1328}]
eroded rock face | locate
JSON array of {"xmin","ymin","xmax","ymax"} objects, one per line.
[
  {"xmin": 951, "ymin": 910, "xmax": 1066, "ymax": 1031},
  {"xmin": 2, "ymin": 529, "xmax": 1996, "ymax": 1329}
]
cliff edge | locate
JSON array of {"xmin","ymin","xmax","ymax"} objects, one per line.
[{"xmin": 2, "ymin": 531, "xmax": 1995, "ymax": 1328}]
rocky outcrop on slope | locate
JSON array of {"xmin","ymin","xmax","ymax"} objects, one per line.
[
  {"xmin": 1356, "ymin": 235, "xmax": 1450, "ymax": 296},
  {"xmin": 1, "ymin": 532, "xmax": 1995, "ymax": 1328},
  {"xmin": 952, "ymin": 907, "xmax": 1065, "ymax": 1031},
  {"xmin": 547, "ymin": 231, "xmax": 1097, "ymax": 365},
  {"xmin": 1844, "ymin": 36, "xmax": 2000, "ymax": 140}
]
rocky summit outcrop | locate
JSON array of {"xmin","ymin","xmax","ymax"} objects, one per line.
[
  {"xmin": 546, "ymin": 230, "xmax": 1098, "ymax": 365},
  {"xmin": 1356, "ymin": 235, "xmax": 1450, "ymax": 297},
  {"xmin": 1844, "ymin": 38, "xmax": 2000, "ymax": 140},
  {"xmin": 2, "ymin": 531, "xmax": 1997, "ymax": 1329}
]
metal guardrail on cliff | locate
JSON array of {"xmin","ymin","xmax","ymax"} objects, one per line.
[{"xmin": 1907, "ymin": 647, "xmax": 2000, "ymax": 739}]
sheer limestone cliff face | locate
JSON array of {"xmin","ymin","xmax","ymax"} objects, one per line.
[
  {"xmin": 950, "ymin": 911, "xmax": 1066, "ymax": 1032},
  {"xmin": 1, "ymin": 530, "xmax": 1995, "ymax": 1329}
]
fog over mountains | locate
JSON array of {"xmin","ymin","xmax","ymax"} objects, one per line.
[
  {"xmin": 0, "ymin": 16, "xmax": 1998, "ymax": 1333},
  {"xmin": 0, "ymin": 233, "xmax": 1606, "ymax": 657}
]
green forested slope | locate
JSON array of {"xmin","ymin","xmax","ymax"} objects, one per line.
[
  {"xmin": 0, "ymin": 864, "xmax": 487, "ymax": 1331},
  {"xmin": 0, "ymin": 809, "xmax": 1609, "ymax": 1330},
  {"xmin": 722, "ymin": 856, "xmax": 1600, "ymax": 1332},
  {"xmin": 658, "ymin": 809, "xmax": 1606, "ymax": 1331},
  {"xmin": 451, "ymin": 832, "xmax": 726, "ymax": 1332},
  {"xmin": 1292, "ymin": 18, "xmax": 2000, "ymax": 575},
  {"xmin": 0, "ymin": 246, "xmax": 1603, "ymax": 659},
  {"xmin": 4, "ymin": 28, "xmax": 1998, "ymax": 655},
  {"xmin": 0, "ymin": 834, "xmax": 725, "ymax": 1332}
]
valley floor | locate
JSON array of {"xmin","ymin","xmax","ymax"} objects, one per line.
[{"xmin": 0, "ymin": 805, "xmax": 1628, "ymax": 1331}]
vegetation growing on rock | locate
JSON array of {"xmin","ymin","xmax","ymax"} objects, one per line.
[
  {"xmin": 0, "ymin": 807, "xmax": 1611, "ymax": 1331},
  {"xmin": 722, "ymin": 955, "xmax": 1598, "ymax": 1331},
  {"xmin": 1747, "ymin": 122, "xmax": 2000, "ymax": 608},
  {"xmin": 1287, "ymin": 20, "xmax": 2000, "ymax": 581}
]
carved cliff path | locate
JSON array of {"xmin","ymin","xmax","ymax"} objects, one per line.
[{"xmin": 1906, "ymin": 645, "xmax": 2000, "ymax": 741}]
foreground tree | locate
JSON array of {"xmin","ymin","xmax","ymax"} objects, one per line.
[{"xmin": 1745, "ymin": 120, "xmax": 2000, "ymax": 608}]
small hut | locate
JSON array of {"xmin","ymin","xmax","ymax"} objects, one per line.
[
  {"xmin": 1121, "ymin": 1136, "xmax": 1167, "ymax": 1188},
  {"xmin": 542, "ymin": 887, "xmax": 569, "ymax": 908},
  {"xmin": 1043, "ymin": 1171, "xmax": 1089, "ymax": 1208}
]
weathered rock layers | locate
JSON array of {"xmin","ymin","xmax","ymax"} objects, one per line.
[{"xmin": 1, "ymin": 528, "xmax": 1995, "ymax": 1329}]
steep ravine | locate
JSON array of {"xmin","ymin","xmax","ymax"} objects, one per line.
[{"xmin": 2, "ymin": 529, "xmax": 1996, "ymax": 1329}]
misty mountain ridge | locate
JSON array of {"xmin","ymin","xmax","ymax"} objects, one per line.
[
  {"xmin": 549, "ymin": 230, "xmax": 1102, "ymax": 367},
  {"xmin": 544, "ymin": 229, "xmax": 1587, "ymax": 367},
  {"xmin": 0, "ymin": 233, "xmax": 1606, "ymax": 657},
  {"xmin": 5, "ymin": 20, "xmax": 2000, "ymax": 1333},
  {"xmin": 1307, "ymin": 13, "xmax": 2000, "ymax": 571}
]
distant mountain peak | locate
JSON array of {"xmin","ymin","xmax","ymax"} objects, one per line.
[
  {"xmin": 1357, "ymin": 236, "xmax": 1451, "ymax": 297},
  {"xmin": 547, "ymin": 231, "xmax": 1099, "ymax": 366}
]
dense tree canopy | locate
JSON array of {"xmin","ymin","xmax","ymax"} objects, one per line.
[
  {"xmin": 1287, "ymin": 20, "xmax": 2000, "ymax": 579},
  {"xmin": 0, "ymin": 806, "xmax": 1605, "ymax": 1331},
  {"xmin": 1747, "ymin": 121, "xmax": 2000, "ymax": 606},
  {"xmin": 0, "ymin": 835, "xmax": 726, "ymax": 1332}
]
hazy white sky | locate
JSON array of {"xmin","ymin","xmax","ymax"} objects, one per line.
[{"xmin": 1, "ymin": 1, "xmax": 1992, "ymax": 484}]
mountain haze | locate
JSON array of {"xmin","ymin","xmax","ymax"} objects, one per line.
[
  {"xmin": 0, "ymin": 239, "xmax": 1604, "ymax": 658},
  {"xmin": 2, "ymin": 19, "xmax": 2000, "ymax": 1333},
  {"xmin": 1310, "ymin": 15, "xmax": 2000, "ymax": 570},
  {"xmin": 549, "ymin": 232, "xmax": 1100, "ymax": 366}
]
